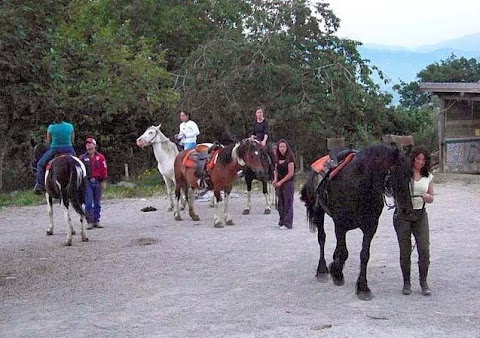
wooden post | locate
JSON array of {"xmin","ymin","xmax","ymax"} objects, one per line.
[
  {"xmin": 438, "ymin": 99, "xmax": 446, "ymax": 173},
  {"xmin": 124, "ymin": 163, "xmax": 130, "ymax": 180}
]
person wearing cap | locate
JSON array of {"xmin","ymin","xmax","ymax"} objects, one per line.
[
  {"xmin": 79, "ymin": 137, "xmax": 108, "ymax": 229},
  {"xmin": 176, "ymin": 111, "xmax": 200, "ymax": 150},
  {"xmin": 34, "ymin": 113, "xmax": 76, "ymax": 194}
]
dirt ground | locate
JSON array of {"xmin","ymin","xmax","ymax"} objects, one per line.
[{"xmin": 1, "ymin": 173, "xmax": 479, "ymax": 338}]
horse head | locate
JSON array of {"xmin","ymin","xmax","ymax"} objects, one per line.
[
  {"xmin": 235, "ymin": 138, "xmax": 266, "ymax": 176},
  {"xmin": 136, "ymin": 124, "xmax": 169, "ymax": 148}
]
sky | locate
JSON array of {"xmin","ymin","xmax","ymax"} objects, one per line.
[{"xmin": 323, "ymin": 0, "xmax": 480, "ymax": 48}]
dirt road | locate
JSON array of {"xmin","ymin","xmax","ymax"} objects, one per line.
[{"xmin": 1, "ymin": 174, "xmax": 479, "ymax": 337}]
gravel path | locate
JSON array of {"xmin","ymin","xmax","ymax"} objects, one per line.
[{"xmin": 1, "ymin": 175, "xmax": 479, "ymax": 338}]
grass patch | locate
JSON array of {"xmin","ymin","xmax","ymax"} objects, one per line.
[
  {"xmin": 0, "ymin": 169, "xmax": 310, "ymax": 209},
  {"xmin": 0, "ymin": 168, "xmax": 167, "ymax": 209}
]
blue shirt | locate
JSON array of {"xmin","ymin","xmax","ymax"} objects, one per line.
[{"xmin": 48, "ymin": 122, "xmax": 74, "ymax": 148}]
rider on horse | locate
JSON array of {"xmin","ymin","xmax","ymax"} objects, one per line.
[{"xmin": 34, "ymin": 113, "xmax": 76, "ymax": 195}]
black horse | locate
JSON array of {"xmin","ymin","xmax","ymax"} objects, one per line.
[
  {"xmin": 32, "ymin": 141, "xmax": 89, "ymax": 246},
  {"xmin": 242, "ymin": 145, "xmax": 275, "ymax": 215},
  {"xmin": 300, "ymin": 143, "xmax": 413, "ymax": 301}
]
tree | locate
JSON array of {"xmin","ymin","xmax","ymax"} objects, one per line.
[
  {"xmin": 179, "ymin": 0, "xmax": 394, "ymax": 162},
  {"xmin": 0, "ymin": 0, "xmax": 61, "ymax": 191}
]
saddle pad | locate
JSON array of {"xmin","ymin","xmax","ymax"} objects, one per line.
[
  {"xmin": 206, "ymin": 150, "xmax": 220, "ymax": 170},
  {"xmin": 311, "ymin": 155, "xmax": 330, "ymax": 173},
  {"xmin": 329, "ymin": 152, "xmax": 355, "ymax": 179},
  {"xmin": 182, "ymin": 149, "xmax": 196, "ymax": 168},
  {"xmin": 195, "ymin": 143, "xmax": 214, "ymax": 153}
]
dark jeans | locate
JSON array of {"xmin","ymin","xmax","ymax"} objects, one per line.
[
  {"xmin": 394, "ymin": 208, "xmax": 430, "ymax": 283},
  {"xmin": 36, "ymin": 146, "xmax": 76, "ymax": 186},
  {"xmin": 277, "ymin": 179, "xmax": 295, "ymax": 228},
  {"xmin": 85, "ymin": 179, "xmax": 103, "ymax": 224}
]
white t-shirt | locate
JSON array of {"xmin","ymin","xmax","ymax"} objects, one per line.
[
  {"xmin": 411, "ymin": 173, "xmax": 433, "ymax": 209},
  {"xmin": 179, "ymin": 120, "xmax": 200, "ymax": 144}
]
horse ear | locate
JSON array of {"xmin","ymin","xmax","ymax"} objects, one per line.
[
  {"xmin": 157, "ymin": 124, "xmax": 161, "ymax": 129},
  {"xmin": 30, "ymin": 138, "xmax": 36, "ymax": 148}
]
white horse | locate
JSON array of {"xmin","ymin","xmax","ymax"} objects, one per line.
[{"xmin": 136, "ymin": 125, "xmax": 179, "ymax": 211}]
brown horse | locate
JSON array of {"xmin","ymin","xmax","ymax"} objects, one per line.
[{"xmin": 173, "ymin": 139, "xmax": 266, "ymax": 227}]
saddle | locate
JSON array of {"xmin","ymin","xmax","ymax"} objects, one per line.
[
  {"xmin": 182, "ymin": 142, "xmax": 223, "ymax": 190},
  {"xmin": 311, "ymin": 148, "xmax": 357, "ymax": 180}
]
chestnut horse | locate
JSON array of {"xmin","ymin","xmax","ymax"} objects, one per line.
[{"xmin": 173, "ymin": 139, "xmax": 266, "ymax": 227}]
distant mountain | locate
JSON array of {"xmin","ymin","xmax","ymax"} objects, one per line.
[{"xmin": 359, "ymin": 33, "xmax": 480, "ymax": 101}]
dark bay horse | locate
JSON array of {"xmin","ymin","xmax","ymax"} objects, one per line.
[
  {"xmin": 300, "ymin": 144, "xmax": 413, "ymax": 300},
  {"xmin": 174, "ymin": 139, "xmax": 266, "ymax": 227},
  {"xmin": 242, "ymin": 143, "xmax": 275, "ymax": 215},
  {"xmin": 32, "ymin": 142, "xmax": 89, "ymax": 246}
]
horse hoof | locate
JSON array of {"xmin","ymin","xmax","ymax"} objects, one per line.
[
  {"xmin": 192, "ymin": 215, "xmax": 200, "ymax": 221},
  {"xmin": 64, "ymin": 241, "xmax": 72, "ymax": 246},
  {"xmin": 167, "ymin": 207, "xmax": 173, "ymax": 212},
  {"xmin": 46, "ymin": 230, "xmax": 53, "ymax": 236},
  {"xmin": 82, "ymin": 237, "xmax": 89, "ymax": 242},
  {"xmin": 214, "ymin": 222, "xmax": 224, "ymax": 228},
  {"xmin": 72, "ymin": 230, "xmax": 76, "ymax": 235},
  {"xmin": 332, "ymin": 275, "xmax": 345, "ymax": 286},
  {"xmin": 356, "ymin": 290, "xmax": 373, "ymax": 301},
  {"xmin": 242, "ymin": 209, "xmax": 250, "ymax": 215},
  {"xmin": 179, "ymin": 206, "xmax": 185, "ymax": 211},
  {"xmin": 316, "ymin": 273, "xmax": 329, "ymax": 283},
  {"xmin": 263, "ymin": 208, "xmax": 271, "ymax": 214},
  {"xmin": 174, "ymin": 213, "xmax": 182, "ymax": 221},
  {"xmin": 225, "ymin": 220, "xmax": 234, "ymax": 226}
]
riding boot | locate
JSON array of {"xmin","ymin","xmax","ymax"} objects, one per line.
[
  {"xmin": 400, "ymin": 254, "xmax": 411, "ymax": 295},
  {"xmin": 419, "ymin": 261, "xmax": 431, "ymax": 296}
]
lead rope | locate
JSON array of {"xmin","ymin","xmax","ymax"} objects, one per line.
[{"xmin": 383, "ymin": 172, "xmax": 396, "ymax": 210}]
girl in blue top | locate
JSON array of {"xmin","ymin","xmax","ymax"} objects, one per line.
[{"xmin": 34, "ymin": 113, "xmax": 76, "ymax": 194}]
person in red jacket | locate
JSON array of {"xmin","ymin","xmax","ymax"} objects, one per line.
[{"xmin": 79, "ymin": 137, "xmax": 108, "ymax": 229}]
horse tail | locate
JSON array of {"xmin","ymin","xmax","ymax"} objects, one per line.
[
  {"xmin": 66, "ymin": 160, "xmax": 87, "ymax": 218},
  {"xmin": 300, "ymin": 171, "xmax": 322, "ymax": 233}
]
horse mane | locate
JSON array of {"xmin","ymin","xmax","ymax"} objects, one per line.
[
  {"xmin": 356, "ymin": 143, "xmax": 400, "ymax": 172},
  {"xmin": 217, "ymin": 143, "xmax": 236, "ymax": 165}
]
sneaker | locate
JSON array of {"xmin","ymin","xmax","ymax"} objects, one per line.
[
  {"xmin": 86, "ymin": 223, "xmax": 94, "ymax": 230},
  {"xmin": 237, "ymin": 170, "xmax": 244, "ymax": 178},
  {"xmin": 94, "ymin": 222, "xmax": 104, "ymax": 228},
  {"xmin": 278, "ymin": 225, "xmax": 289, "ymax": 230}
]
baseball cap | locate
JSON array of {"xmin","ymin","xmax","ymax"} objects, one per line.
[{"xmin": 86, "ymin": 137, "xmax": 97, "ymax": 146}]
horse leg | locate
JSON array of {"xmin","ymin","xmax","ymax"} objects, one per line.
[
  {"xmin": 314, "ymin": 210, "xmax": 328, "ymax": 282},
  {"xmin": 213, "ymin": 190, "xmax": 224, "ymax": 228},
  {"xmin": 46, "ymin": 194, "xmax": 54, "ymax": 236},
  {"xmin": 329, "ymin": 227, "xmax": 348, "ymax": 286},
  {"xmin": 187, "ymin": 188, "xmax": 200, "ymax": 221},
  {"xmin": 262, "ymin": 180, "xmax": 271, "ymax": 214},
  {"xmin": 242, "ymin": 179, "xmax": 252, "ymax": 215},
  {"xmin": 164, "ymin": 176, "xmax": 175, "ymax": 212},
  {"xmin": 71, "ymin": 196, "xmax": 88, "ymax": 243},
  {"xmin": 62, "ymin": 199, "xmax": 74, "ymax": 246},
  {"xmin": 356, "ymin": 227, "xmax": 376, "ymax": 301},
  {"xmin": 173, "ymin": 185, "xmax": 182, "ymax": 221},
  {"xmin": 224, "ymin": 192, "xmax": 234, "ymax": 226}
]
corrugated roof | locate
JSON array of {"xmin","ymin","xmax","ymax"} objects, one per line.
[{"xmin": 420, "ymin": 82, "xmax": 480, "ymax": 93}]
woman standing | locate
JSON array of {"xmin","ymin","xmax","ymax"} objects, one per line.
[
  {"xmin": 273, "ymin": 139, "xmax": 295, "ymax": 230},
  {"xmin": 394, "ymin": 146, "xmax": 434, "ymax": 296}
]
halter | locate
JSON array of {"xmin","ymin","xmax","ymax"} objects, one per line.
[{"xmin": 144, "ymin": 127, "xmax": 171, "ymax": 145}]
